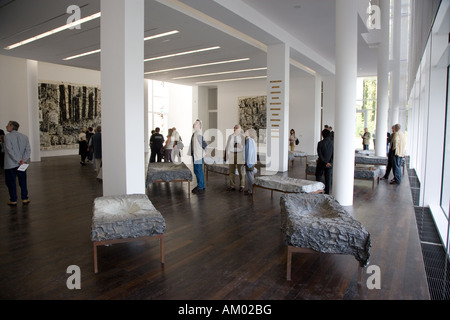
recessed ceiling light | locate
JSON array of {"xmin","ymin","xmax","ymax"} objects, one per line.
[
  {"xmin": 172, "ymin": 67, "xmax": 267, "ymax": 80},
  {"xmin": 144, "ymin": 46, "xmax": 220, "ymax": 62},
  {"xmin": 144, "ymin": 58, "xmax": 249, "ymax": 74},
  {"xmin": 196, "ymin": 75, "xmax": 267, "ymax": 84},
  {"xmin": 63, "ymin": 30, "xmax": 179, "ymax": 60},
  {"xmin": 143, "ymin": 30, "xmax": 179, "ymax": 41},
  {"xmin": 4, "ymin": 12, "xmax": 101, "ymax": 50},
  {"xmin": 63, "ymin": 49, "xmax": 101, "ymax": 61}
]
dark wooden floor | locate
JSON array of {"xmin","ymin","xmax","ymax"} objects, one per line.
[{"xmin": 0, "ymin": 154, "xmax": 430, "ymax": 300}]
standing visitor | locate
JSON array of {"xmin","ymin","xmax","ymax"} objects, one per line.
[
  {"xmin": 150, "ymin": 127, "xmax": 164, "ymax": 163},
  {"xmin": 4, "ymin": 121, "xmax": 31, "ymax": 206},
  {"xmin": 361, "ymin": 128, "xmax": 371, "ymax": 150},
  {"xmin": 289, "ymin": 129, "xmax": 297, "ymax": 151},
  {"xmin": 190, "ymin": 119, "xmax": 207, "ymax": 194},
  {"xmin": 315, "ymin": 129, "xmax": 333, "ymax": 195},
  {"xmin": 224, "ymin": 124, "xmax": 246, "ymax": 192},
  {"xmin": 390, "ymin": 124, "xmax": 407, "ymax": 185},
  {"xmin": 89, "ymin": 125, "xmax": 103, "ymax": 181},
  {"xmin": 78, "ymin": 127, "xmax": 88, "ymax": 166},
  {"xmin": 244, "ymin": 128, "xmax": 257, "ymax": 196}
]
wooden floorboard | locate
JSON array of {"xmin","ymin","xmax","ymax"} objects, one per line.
[{"xmin": 0, "ymin": 155, "xmax": 430, "ymax": 300}]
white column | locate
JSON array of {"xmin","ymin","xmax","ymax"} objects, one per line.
[
  {"xmin": 390, "ymin": 0, "xmax": 401, "ymax": 126},
  {"xmin": 333, "ymin": 0, "xmax": 358, "ymax": 206},
  {"xmin": 266, "ymin": 43, "xmax": 289, "ymax": 173},
  {"xmin": 101, "ymin": 0, "xmax": 145, "ymax": 196},
  {"xmin": 26, "ymin": 60, "xmax": 40, "ymax": 162},
  {"xmin": 375, "ymin": 0, "xmax": 390, "ymax": 157},
  {"xmin": 144, "ymin": 79, "xmax": 149, "ymax": 154},
  {"xmin": 314, "ymin": 75, "xmax": 323, "ymax": 144}
]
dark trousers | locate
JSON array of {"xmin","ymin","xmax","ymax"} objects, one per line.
[
  {"xmin": 315, "ymin": 161, "xmax": 332, "ymax": 194},
  {"xmin": 5, "ymin": 167, "xmax": 28, "ymax": 202},
  {"xmin": 150, "ymin": 147, "xmax": 162, "ymax": 163},
  {"xmin": 383, "ymin": 149, "xmax": 394, "ymax": 179}
]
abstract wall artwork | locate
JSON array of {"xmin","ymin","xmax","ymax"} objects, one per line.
[
  {"xmin": 238, "ymin": 95, "xmax": 266, "ymax": 142},
  {"xmin": 38, "ymin": 82, "xmax": 101, "ymax": 150}
]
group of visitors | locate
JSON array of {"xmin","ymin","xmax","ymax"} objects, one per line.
[
  {"xmin": 189, "ymin": 121, "xmax": 257, "ymax": 196},
  {"xmin": 3, "ymin": 116, "xmax": 407, "ymax": 206},
  {"xmin": 223, "ymin": 124, "xmax": 257, "ymax": 196},
  {"xmin": 149, "ymin": 127, "xmax": 183, "ymax": 163}
]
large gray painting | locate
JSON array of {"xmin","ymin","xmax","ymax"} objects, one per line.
[
  {"xmin": 238, "ymin": 95, "xmax": 266, "ymax": 142},
  {"xmin": 38, "ymin": 82, "xmax": 101, "ymax": 150}
]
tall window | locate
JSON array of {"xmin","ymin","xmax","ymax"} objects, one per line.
[
  {"xmin": 356, "ymin": 77, "xmax": 377, "ymax": 149},
  {"xmin": 441, "ymin": 66, "xmax": 450, "ymax": 218},
  {"xmin": 148, "ymin": 81, "xmax": 169, "ymax": 135}
]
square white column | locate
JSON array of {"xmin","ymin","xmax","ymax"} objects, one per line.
[
  {"xmin": 266, "ymin": 43, "xmax": 289, "ymax": 173},
  {"xmin": 101, "ymin": 0, "xmax": 145, "ymax": 196}
]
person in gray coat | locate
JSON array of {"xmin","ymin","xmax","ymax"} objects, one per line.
[{"xmin": 4, "ymin": 121, "xmax": 31, "ymax": 205}]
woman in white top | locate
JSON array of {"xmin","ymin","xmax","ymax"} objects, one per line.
[
  {"xmin": 289, "ymin": 129, "xmax": 296, "ymax": 151},
  {"xmin": 164, "ymin": 128, "xmax": 174, "ymax": 162}
]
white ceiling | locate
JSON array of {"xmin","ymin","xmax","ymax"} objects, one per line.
[{"xmin": 0, "ymin": 0, "xmax": 378, "ymax": 87}]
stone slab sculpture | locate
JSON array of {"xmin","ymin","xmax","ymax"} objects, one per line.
[
  {"xmin": 280, "ymin": 193, "xmax": 371, "ymax": 280},
  {"xmin": 91, "ymin": 194, "xmax": 165, "ymax": 273}
]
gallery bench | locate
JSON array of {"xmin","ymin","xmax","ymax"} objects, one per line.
[
  {"xmin": 252, "ymin": 175, "xmax": 324, "ymax": 202},
  {"xmin": 288, "ymin": 150, "xmax": 308, "ymax": 168},
  {"xmin": 90, "ymin": 194, "xmax": 166, "ymax": 273},
  {"xmin": 305, "ymin": 161, "xmax": 385, "ymax": 189},
  {"xmin": 146, "ymin": 162, "xmax": 193, "ymax": 197},
  {"xmin": 280, "ymin": 193, "xmax": 371, "ymax": 281}
]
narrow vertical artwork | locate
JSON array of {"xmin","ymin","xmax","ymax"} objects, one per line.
[{"xmin": 38, "ymin": 82, "xmax": 101, "ymax": 150}]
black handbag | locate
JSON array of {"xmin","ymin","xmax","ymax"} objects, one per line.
[{"xmin": 295, "ymin": 138, "xmax": 299, "ymax": 145}]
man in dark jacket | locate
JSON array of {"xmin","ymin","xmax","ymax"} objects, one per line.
[
  {"xmin": 315, "ymin": 129, "xmax": 334, "ymax": 194},
  {"xmin": 150, "ymin": 127, "xmax": 164, "ymax": 162}
]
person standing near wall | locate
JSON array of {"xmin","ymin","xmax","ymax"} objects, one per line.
[
  {"xmin": 86, "ymin": 127, "xmax": 94, "ymax": 163},
  {"xmin": 4, "ymin": 121, "xmax": 31, "ymax": 206},
  {"xmin": 289, "ymin": 129, "xmax": 296, "ymax": 151},
  {"xmin": 171, "ymin": 127, "xmax": 182, "ymax": 162},
  {"xmin": 390, "ymin": 124, "xmax": 407, "ymax": 185},
  {"xmin": 315, "ymin": 129, "xmax": 333, "ymax": 195},
  {"xmin": 78, "ymin": 127, "xmax": 88, "ymax": 166},
  {"xmin": 89, "ymin": 125, "xmax": 102, "ymax": 181},
  {"xmin": 150, "ymin": 127, "xmax": 164, "ymax": 163},
  {"xmin": 0, "ymin": 129, "xmax": 5, "ymax": 170},
  {"xmin": 361, "ymin": 128, "xmax": 371, "ymax": 150},
  {"xmin": 244, "ymin": 128, "xmax": 257, "ymax": 196},
  {"xmin": 190, "ymin": 119, "xmax": 207, "ymax": 194},
  {"xmin": 224, "ymin": 124, "xmax": 246, "ymax": 192}
]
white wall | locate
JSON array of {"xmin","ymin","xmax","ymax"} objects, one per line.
[
  {"xmin": 38, "ymin": 62, "xmax": 101, "ymax": 87},
  {"xmin": 289, "ymin": 75, "xmax": 319, "ymax": 155},
  {"xmin": 213, "ymin": 73, "xmax": 320, "ymax": 156},
  {"xmin": 167, "ymin": 83, "xmax": 193, "ymax": 162},
  {"xmin": 322, "ymin": 75, "xmax": 336, "ymax": 130}
]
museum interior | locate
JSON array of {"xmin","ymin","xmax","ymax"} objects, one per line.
[{"xmin": 0, "ymin": 0, "xmax": 449, "ymax": 302}]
